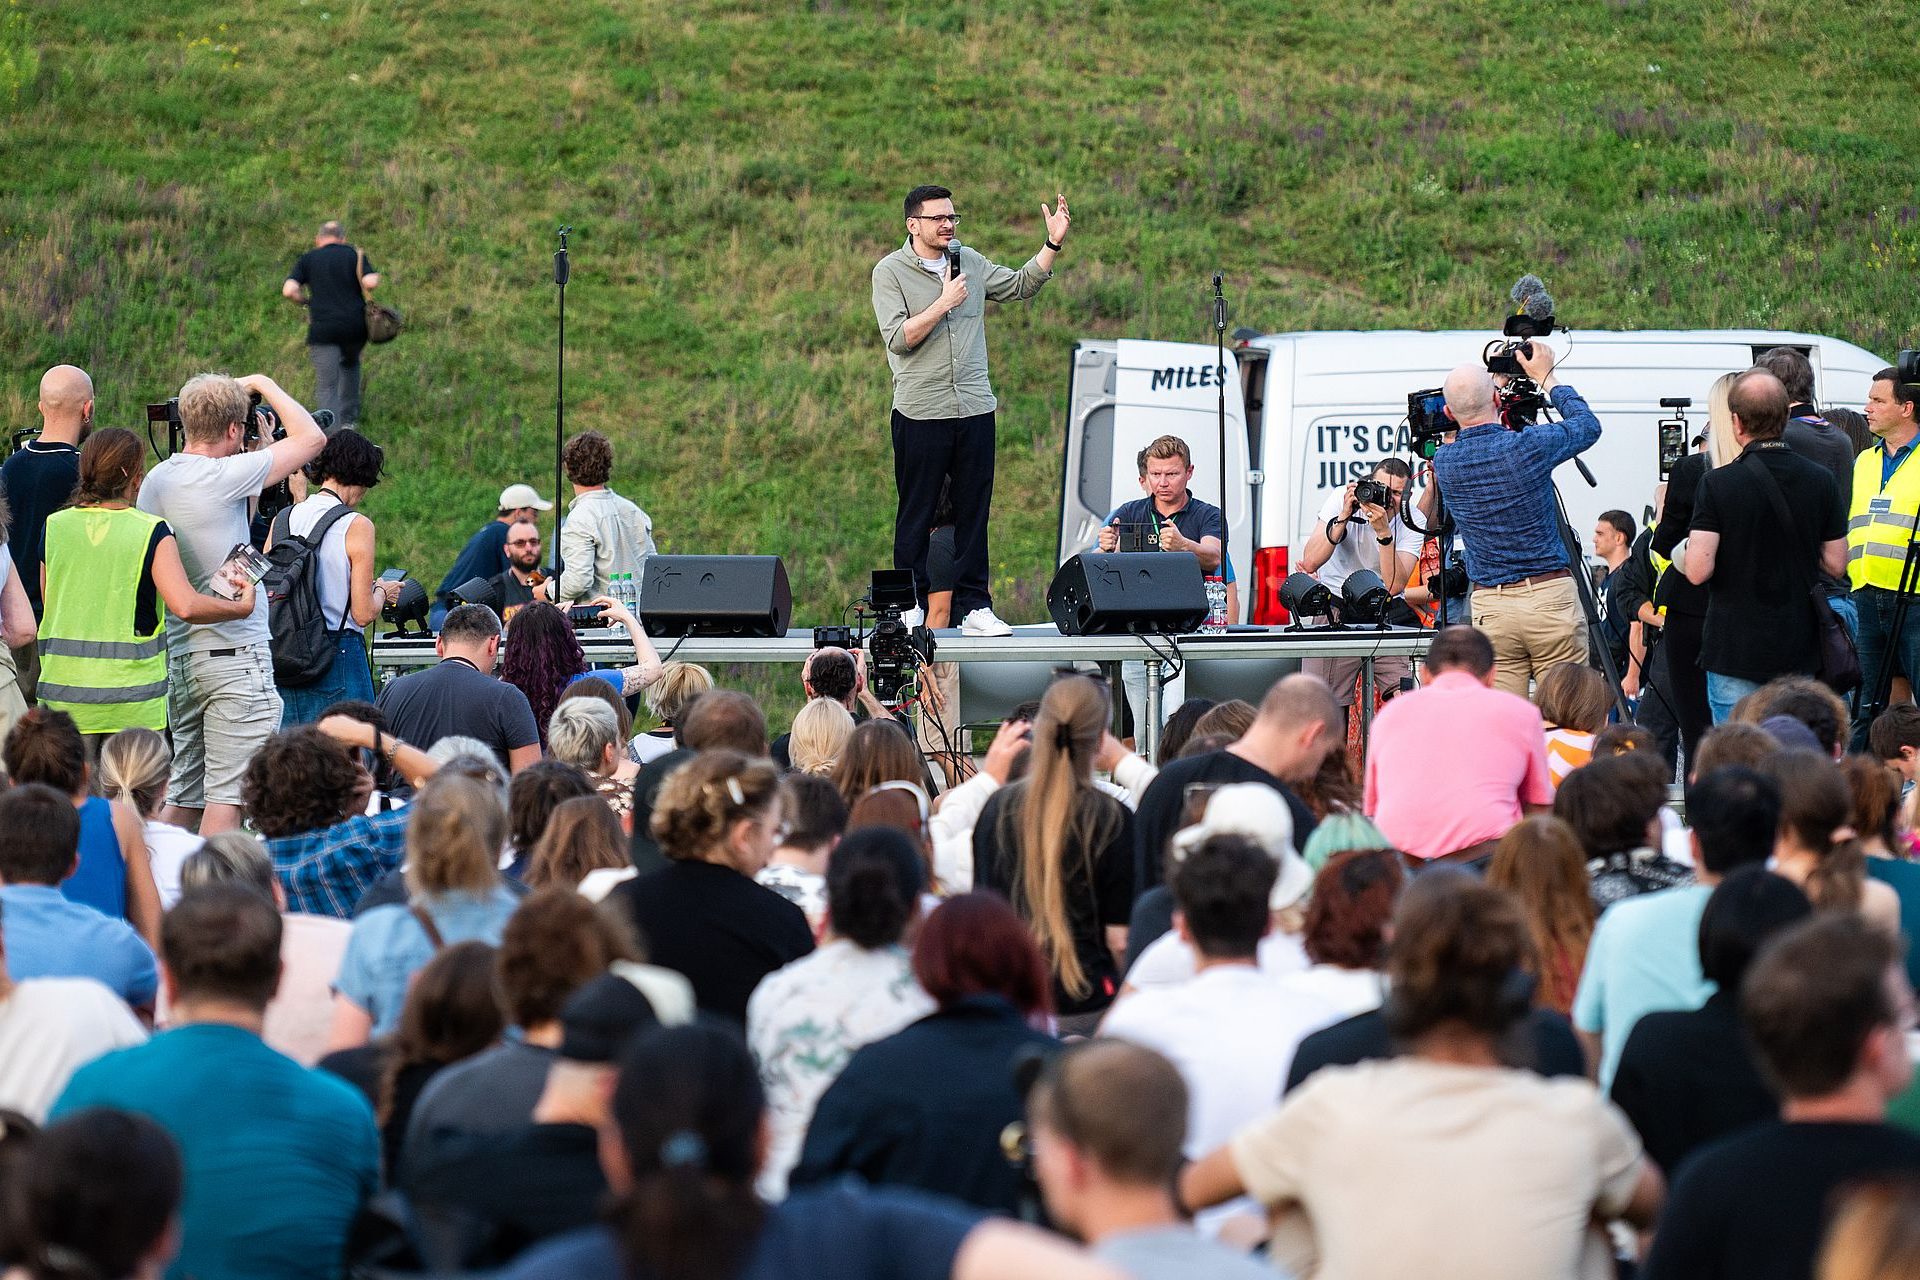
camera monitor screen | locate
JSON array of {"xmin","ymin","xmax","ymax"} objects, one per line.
[{"xmin": 870, "ymin": 568, "xmax": 917, "ymax": 611}]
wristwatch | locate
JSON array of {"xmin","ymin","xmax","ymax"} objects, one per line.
[
  {"xmin": 1045, "ymin": 238, "xmax": 1064, "ymax": 252},
  {"xmin": 1377, "ymin": 533, "xmax": 1394, "ymax": 545}
]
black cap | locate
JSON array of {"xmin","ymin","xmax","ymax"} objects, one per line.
[{"xmin": 556, "ymin": 972, "xmax": 660, "ymax": 1064}]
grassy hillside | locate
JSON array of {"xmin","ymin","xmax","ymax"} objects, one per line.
[{"xmin": 2, "ymin": 0, "xmax": 1914, "ymax": 635}]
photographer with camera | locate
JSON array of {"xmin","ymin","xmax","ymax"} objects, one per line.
[
  {"xmin": 137, "ymin": 372, "xmax": 325, "ymax": 835},
  {"xmin": 1428, "ymin": 343, "xmax": 1600, "ymax": 697},
  {"xmin": 1298, "ymin": 459, "xmax": 1422, "ymax": 705}
]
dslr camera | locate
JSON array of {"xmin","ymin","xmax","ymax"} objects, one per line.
[{"xmin": 1351, "ymin": 478, "xmax": 1392, "ymax": 514}]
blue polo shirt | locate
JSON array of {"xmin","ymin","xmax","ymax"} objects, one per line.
[
  {"xmin": 52, "ymin": 1022, "xmax": 378, "ymax": 1280},
  {"xmin": 0, "ymin": 884, "xmax": 155, "ymax": 1006}
]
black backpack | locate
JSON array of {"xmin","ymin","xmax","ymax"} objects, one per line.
[{"xmin": 264, "ymin": 502, "xmax": 356, "ymax": 688}]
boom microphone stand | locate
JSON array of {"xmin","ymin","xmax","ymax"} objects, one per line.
[{"xmin": 552, "ymin": 227, "xmax": 571, "ymax": 572}]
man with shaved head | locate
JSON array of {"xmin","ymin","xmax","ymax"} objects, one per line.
[
  {"xmin": 1, "ymin": 365, "xmax": 94, "ymax": 698},
  {"xmin": 283, "ymin": 219, "xmax": 381, "ymax": 428},
  {"xmin": 1684, "ymin": 367, "xmax": 1848, "ymax": 722},
  {"xmin": 1427, "ymin": 341, "xmax": 1604, "ymax": 696}
]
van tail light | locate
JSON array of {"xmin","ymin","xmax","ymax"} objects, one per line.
[{"xmin": 1253, "ymin": 546, "xmax": 1291, "ymax": 624}]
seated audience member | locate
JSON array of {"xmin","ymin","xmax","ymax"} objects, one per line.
[
  {"xmin": 501, "ymin": 598, "xmax": 662, "ymax": 753},
  {"xmin": 503, "ymin": 760, "xmax": 596, "ymax": 881},
  {"xmin": 756, "ymin": 772, "xmax": 850, "ymax": 932},
  {"xmin": 611, "ymin": 750, "xmax": 813, "ymax": 1024},
  {"xmin": 1844, "ymin": 753, "xmax": 1920, "ymax": 988},
  {"xmin": 1291, "ymin": 747, "xmax": 1364, "ymax": 823},
  {"xmin": 1285, "ymin": 869, "xmax": 1591, "ymax": 1094},
  {"xmin": 319, "ymin": 940, "xmax": 501, "ymax": 1177},
  {"xmin": 1611, "ymin": 867, "xmax": 1812, "ymax": 1175},
  {"xmin": 525, "ymin": 795, "xmax": 630, "ymax": 896},
  {"xmin": 1365, "ymin": 626, "xmax": 1553, "ymax": 865},
  {"xmin": 772, "ymin": 647, "xmax": 866, "ymax": 770},
  {"xmin": 1154, "ymin": 697, "xmax": 1216, "ymax": 767},
  {"xmin": 1816, "ymin": 1178, "xmax": 1920, "ymax": 1280},
  {"xmin": 245, "ymin": 717, "xmax": 439, "ymax": 918},
  {"xmin": 1593, "ymin": 722, "xmax": 1659, "ymax": 757},
  {"xmin": 0, "ymin": 784, "xmax": 155, "ymax": 1008},
  {"xmin": 8, "ymin": 1109, "xmax": 183, "ymax": 1280},
  {"xmin": 330, "ymin": 776, "xmax": 521, "ymax": 1045},
  {"xmin": 628, "ymin": 660, "xmax": 712, "ymax": 764},
  {"xmin": 749, "ymin": 827, "xmax": 935, "ymax": 1199},
  {"xmin": 1190, "ymin": 698, "xmax": 1257, "ymax": 743},
  {"xmin": 1101, "ymin": 836, "xmax": 1340, "ymax": 1231},
  {"xmin": 1298, "ymin": 810, "xmax": 1390, "ymax": 872},
  {"xmin": 848, "ymin": 783, "xmax": 937, "ymax": 883},
  {"xmin": 432, "ymin": 484, "xmax": 553, "ymax": 625},
  {"xmin": 1575, "ymin": 764, "xmax": 1780, "ymax": 1090},
  {"xmin": 1029, "ymin": 1041, "xmax": 1275, "ymax": 1280},
  {"xmin": 407, "ymin": 890, "xmax": 635, "ymax": 1156},
  {"xmin": 99, "ymin": 727, "xmax": 201, "ymax": 910},
  {"xmin": 486, "ymin": 517, "xmax": 546, "ymax": 620},
  {"xmin": 1869, "ymin": 704, "xmax": 1920, "ymax": 784},
  {"xmin": 559, "ymin": 673, "xmax": 633, "ymax": 740},
  {"xmin": 374, "ymin": 603, "xmax": 541, "ymax": 776},
  {"xmin": 1277, "ymin": 846, "xmax": 1403, "ymax": 1017},
  {"xmin": 1126, "ymin": 785, "xmax": 1313, "ymax": 992},
  {"xmin": 52, "ymin": 885, "xmax": 379, "ymax": 1280},
  {"xmin": 4, "ymin": 709, "xmax": 160, "ymax": 945},
  {"xmin": 503, "ymin": 1021, "xmax": 1112, "ymax": 1280},
  {"xmin": 975, "ymin": 675, "xmax": 1135, "ymax": 1031},
  {"xmin": 401, "ymin": 966, "xmax": 676, "ymax": 1271},
  {"xmin": 0, "ymin": 894, "xmax": 146, "ymax": 1122},
  {"xmin": 1183, "ymin": 877, "xmax": 1661, "ymax": 1280},
  {"xmin": 177, "ymin": 832, "xmax": 350, "ymax": 1067},
  {"xmin": 628, "ymin": 688, "xmax": 769, "ymax": 872},
  {"xmin": 793, "ymin": 893, "xmax": 1057, "ymax": 1215},
  {"xmin": 548, "ymin": 697, "xmax": 634, "ymax": 832},
  {"xmin": 1487, "ymin": 816, "xmax": 1595, "ymax": 1016},
  {"xmin": 1733, "ymin": 674, "xmax": 1849, "ymax": 758},
  {"xmin": 1536, "ymin": 661, "xmax": 1610, "ymax": 789},
  {"xmin": 1691, "ymin": 719, "xmax": 1783, "ymax": 779},
  {"xmin": 833, "ymin": 717, "xmax": 927, "ymax": 809},
  {"xmin": 929, "ymin": 714, "xmax": 1032, "ymax": 892},
  {"xmin": 1134, "ymin": 675, "xmax": 1338, "ymax": 898},
  {"xmin": 1761, "ymin": 749, "xmax": 1902, "ymax": 935},
  {"xmin": 1644, "ymin": 916, "xmax": 1920, "ymax": 1280},
  {"xmin": 788, "ymin": 696, "xmax": 857, "ymax": 777}
]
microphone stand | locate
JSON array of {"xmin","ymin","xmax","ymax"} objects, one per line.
[
  {"xmin": 1213, "ymin": 273, "xmax": 1228, "ymax": 592},
  {"xmin": 552, "ymin": 227, "xmax": 570, "ymax": 574}
]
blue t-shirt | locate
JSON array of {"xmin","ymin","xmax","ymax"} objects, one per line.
[
  {"xmin": 1572, "ymin": 883, "xmax": 1715, "ymax": 1089},
  {"xmin": 435, "ymin": 519, "xmax": 513, "ymax": 602},
  {"xmin": 64, "ymin": 795, "xmax": 127, "ymax": 920},
  {"xmin": 0, "ymin": 883, "xmax": 155, "ymax": 1006},
  {"xmin": 52, "ymin": 1022, "xmax": 379, "ymax": 1280},
  {"xmin": 335, "ymin": 886, "xmax": 521, "ymax": 1036},
  {"xmin": 502, "ymin": 1181, "xmax": 979, "ymax": 1280}
]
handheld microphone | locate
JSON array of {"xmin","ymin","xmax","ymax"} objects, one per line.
[{"xmin": 946, "ymin": 242, "xmax": 962, "ymax": 281}]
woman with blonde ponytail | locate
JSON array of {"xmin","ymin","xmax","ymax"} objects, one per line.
[
  {"xmin": 788, "ymin": 698, "xmax": 854, "ymax": 776},
  {"xmin": 973, "ymin": 675, "xmax": 1133, "ymax": 1032},
  {"xmin": 1762, "ymin": 750, "xmax": 1901, "ymax": 935}
]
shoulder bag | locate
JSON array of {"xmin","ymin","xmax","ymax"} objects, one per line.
[
  {"xmin": 357, "ymin": 247, "xmax": 404, "ymax": 344},
  {"xmin": 1744, "ymin": 450, "xmax": 1861, "ymax": 694}
]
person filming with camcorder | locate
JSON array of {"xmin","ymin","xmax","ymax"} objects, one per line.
[{"xmin": 1427, "ymin": 337, "xmax": 1603, "ymax": 697}]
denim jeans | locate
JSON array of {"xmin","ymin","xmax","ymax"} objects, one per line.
[
  {"xmin": 1849, "ymin": 586, "xmax": 1920, "ymax": 748},
  {"xmin": 278, "ymin": 631, "xmax": 375, "ymax": 728},
  {"xmin": 1706, "ymin": 672, "xmax": 1764, "ymax": 724}
]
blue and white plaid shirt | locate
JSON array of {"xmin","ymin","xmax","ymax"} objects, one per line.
[
  {"xmin": 1431, "ymin": 385, "xmax": 1603, "ymax": 587},
  {"xmin": 267, "ymin": 806, "xmax": 411, "ymax": 919}
]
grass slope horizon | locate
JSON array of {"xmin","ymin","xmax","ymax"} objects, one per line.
[{"xmin": 3, "ymin": 0, "xmax": 1915, "ymax": 638}]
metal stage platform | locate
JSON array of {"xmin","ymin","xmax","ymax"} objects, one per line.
[{"xmin": 370, "ymin": 625, "xmax": 1435, "ymax": 758}]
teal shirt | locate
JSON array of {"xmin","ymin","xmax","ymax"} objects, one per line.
[
  {"xmin": 52, "ymin": 1023, "xmax": 378, "ymax": 1280},
  {"xmin": 1572, "ymin": 883, "xmax": 1716, "ymax": 1090}
]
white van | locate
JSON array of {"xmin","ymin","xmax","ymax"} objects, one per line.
[{"xmin": 1057, "ymin": 330, "xmax": 1890, "ymax": 622}]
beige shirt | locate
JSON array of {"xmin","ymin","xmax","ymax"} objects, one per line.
[
  {"xmin": 870, "ymin": 242, "xmax": 1053, "ymax": 419},
  {"xmin": 1230, "ymin": 1059, "xmax": 1645, "ymax": 1280}
]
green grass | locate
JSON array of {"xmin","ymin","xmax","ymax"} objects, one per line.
[{"xmin": 3, "ymin": 0, "xmax": 1916, "ymax": 647}]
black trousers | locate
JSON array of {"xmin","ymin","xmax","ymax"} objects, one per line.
[
  {"xmin": 1661, "ymin": 610, "xmax": 1711, "ymax": 766},
  {"xmin": 892, "ymin": 409, "xmax": 994, "ymax": 616}
]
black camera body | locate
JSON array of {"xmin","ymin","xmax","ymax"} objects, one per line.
[
  {"xmin": 1351, "ymin": 478, "xmax": 1391, "ymax": 512},
  {"xmin": 1898, "ymin": 349, "xmax": 1920, "ymax": 387},
  {"xmin": 861, "ymin": 569, "xmax": 934, "ymax": 705},
  {"xmin": 811, "ymin": 625, "xmax": 853, "ymax": 650}
]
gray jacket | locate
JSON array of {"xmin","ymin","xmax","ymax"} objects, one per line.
[{"xmin": 556, "ymin": 487, "xmax": 654, "ymax": 603}]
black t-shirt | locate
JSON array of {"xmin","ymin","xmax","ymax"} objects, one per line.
[
  {"xmin": 400, "ymin": 1123, "xmax": 606, "ymax": 1269},
  {"xmin": 973, "ymin": 785, "xmax": 1135, "ymax": 1015},
  {"xmin": 1690, "ymin": 444, "xmax": 1846, "ymax": 681},
  {"xmin": 1609, "ymin": 991, "xmax": 1777, "ymax": 1177},
  {"xmin": 1132, "ymin": 751, "xmax": 1319, "ymax": 895},
  {"xmin": 608, "ymin": 860, "xmax": 814, "ymax": 1024},
  {"xmin": 374, "ymin": 658, "xmax": 541, "ymax": 773},
  {"xmin": 1594, "ymin": 561, "xmax": 1631, "ymax": 673},
  {"xmin": 1284, "ymin": 1005, "xmax": 1586, "ymax": 1094},
  {"xmin": 1642, "ymin": 1121, "xmax": 1920, "ymax": 1280},
  {"xmin": 627, "ymin": 747, "xmax": 693, "ymax": 874},
  {"xmin": 0, "ymin": 441, "xmax": 80, "ymax": 617},
  {"xmin": 1783, "ymin": 413, "xmax": 1857, "ymax": 593},
  {"xmin": 490, "ymin": 569, "xmax": 537, "ymax": 621},
  {"xmin": 289, "ymin": 242, "xmax": 373, "ymax": 346},
  {"xmin": 1650, "ymin": 452, "xmax": 1711, "ymax": 620}
]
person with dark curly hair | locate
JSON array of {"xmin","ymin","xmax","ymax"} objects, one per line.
[
  {"xmin": 500, "ymin": 598, "xmax": 663, "ymax": 752},
  {"xmin": 535, "ymin": 430, "xmax": 654, "ymax": 606}
]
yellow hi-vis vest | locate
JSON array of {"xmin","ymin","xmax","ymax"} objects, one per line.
[
  {"xmin": 1647, "ymin": 545, "xmax": 1672, "ymax": 619},
  {"xmin": 39, "ymin": 505, "xmax": 169, "ymax": 733},
  {"xmin": 1848, "ymin": 445, "xmax": 1920, "ymax": 592}
]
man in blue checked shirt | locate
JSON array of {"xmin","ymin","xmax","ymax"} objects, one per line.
[{"xmin": 1429, "ymin": 342, "xmax": 1602, "ymax": 697}]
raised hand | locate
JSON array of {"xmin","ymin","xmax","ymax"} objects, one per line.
[{"xmin": 1043, "ymin": 193, "xmax": 1070, "ymax": 245}]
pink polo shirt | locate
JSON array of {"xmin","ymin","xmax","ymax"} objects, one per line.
[{"xmin": 1364, "ymin": 671, "xmax": 1553, "ymax": 860}]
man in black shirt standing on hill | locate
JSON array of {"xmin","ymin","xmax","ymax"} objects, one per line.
[{"xmin": 282, "ymin": 220, "xmax": 381, "ymax": 428}]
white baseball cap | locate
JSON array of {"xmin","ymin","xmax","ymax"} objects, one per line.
[
  {"xmin": 498, "ymin": 483, "xmax": 554, "ymax": 511},
  {"xmin": 1169, "ymin": 783, "xmax": 1313, "ymax": 911}
]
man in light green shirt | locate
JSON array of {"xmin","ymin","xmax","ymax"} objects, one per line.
[{"xmin": 870, "ymin": 184, "xmax": 1069, "ymax": 637}]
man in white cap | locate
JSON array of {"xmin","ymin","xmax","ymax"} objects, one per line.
[{"xmin": 432, "ymin": 483, "xmax": 554, "ymax": 628}]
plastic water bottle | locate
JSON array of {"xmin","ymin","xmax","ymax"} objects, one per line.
[
  {"xmin": 618, "ymin": 572, "xmax": 637, "ymax": 611},
  {"xmin": 1204, "ymin": 576, "xmax": 1227, "ymax": 634}
]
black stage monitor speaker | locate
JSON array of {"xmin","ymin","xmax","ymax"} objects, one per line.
[
  {"xmin": 1047, "ymin": 553, "xmax": 1207, "ymax": 636},
  {"xmin": 639, "ymin": 556, "xmax": 792, "ymax": 638}
]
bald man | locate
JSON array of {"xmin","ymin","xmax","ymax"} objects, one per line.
[
  {"xmin": 1, "ymin": 365, "xmax": 94, "ymax": 700},
  {"xmin": 1427, "ymin": 342, "xmax": 1603, "ymax": 696},
  {"xmin": 284, "ymin": 220, "xmax": 379, "ymax": 428}
]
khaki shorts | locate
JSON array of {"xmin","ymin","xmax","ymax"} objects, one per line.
[{"xmin": 166, "ymin": 644, "xmax": 283, "ymax": 809}]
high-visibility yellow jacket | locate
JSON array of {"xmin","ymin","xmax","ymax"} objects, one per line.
[{"xmin": 39, "ymin": 505, "xmax": 168, "ymax": 733}]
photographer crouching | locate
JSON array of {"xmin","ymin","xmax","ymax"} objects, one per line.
[
  {"xmin": 1428, "ymin": 341, "xmax": 1602, "ymax": 697},
  {"xmin": 1297, "ymin": 459, "xmax": 1422, "ymax": 706}
]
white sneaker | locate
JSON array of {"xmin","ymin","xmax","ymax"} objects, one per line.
[
  {"xmin": 901, "ymin": 606, "xmax": 925, "ymax": 629},
  {"xmin": 961, "ymin": 607, "xmax": 1013, "ymax": 637}
]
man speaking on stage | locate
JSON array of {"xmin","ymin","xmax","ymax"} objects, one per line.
[{"xmin": 871, "ymin": 184, "xmax": 1069, "ymax": 636}]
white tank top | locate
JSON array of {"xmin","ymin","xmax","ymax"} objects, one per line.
[{"xmin": 287, "ymin": 492, "xmax": 363, "ymax": 631}]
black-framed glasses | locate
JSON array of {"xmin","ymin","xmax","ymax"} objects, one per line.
[{"xmin": 911, "ymin": 213, "xmax": 961, "ymax": 226}]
